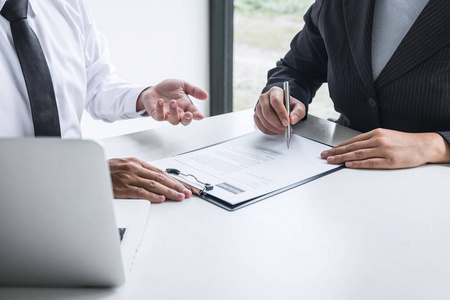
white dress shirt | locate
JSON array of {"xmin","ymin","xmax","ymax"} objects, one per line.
[{"xmin": 0, "ymin": 0, "xmax": 146, "ymax": 138}]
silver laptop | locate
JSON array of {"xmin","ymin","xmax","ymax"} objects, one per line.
[{"xmin": 0, "ymin": 138, "xmax": 150, "ymax": 287}]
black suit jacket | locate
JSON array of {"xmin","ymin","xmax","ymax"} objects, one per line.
[{"xmin": 263, "ymin": 0, "xmax": 450, "ymax": 143}]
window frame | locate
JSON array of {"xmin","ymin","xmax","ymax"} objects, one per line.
[{"xmin": 209, "ymin": 0, "xmax": 234, "ymax": 116}]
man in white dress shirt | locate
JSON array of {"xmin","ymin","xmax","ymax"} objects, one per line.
[{"xmin": 0, "ymin": 0, "xmax": 208, "ymax": 202}]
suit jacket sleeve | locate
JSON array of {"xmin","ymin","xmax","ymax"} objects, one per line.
[{"xmin": 262, "ymin": 0, "xmax": 327, "ymax": 114}]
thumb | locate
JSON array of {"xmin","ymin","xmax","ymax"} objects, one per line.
[{"xmin": 183, "ymin": 81, "xmax": 209, "ymax": 100}]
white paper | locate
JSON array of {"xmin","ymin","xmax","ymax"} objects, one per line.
[{"xmin": 150, "ymin": 131, "xmax": 338, "ymax": 205}]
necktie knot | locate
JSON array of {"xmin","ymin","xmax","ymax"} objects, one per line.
[{"xmin": 1, "ymin": 0, "xmax": 28, "ymax": 22}]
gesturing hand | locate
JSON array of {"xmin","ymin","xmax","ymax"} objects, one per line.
[
  {"xmin": 254, "ymin": 86, "xmax": 306, "ymax": 135},
  {"xmin": 321, "ymin": 128, "xmax": 450, "ymax": 169},
  {"xmin": 109, "ymin": 158, "xmax": 192, "ymax": 203},
  {"xmin": 137, "ymin": 79, "xmax": 208, "ymax": 126}
]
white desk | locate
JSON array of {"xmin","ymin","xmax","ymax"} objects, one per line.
[{"xmin": 2, "ymin": 110, "xmax": 450, "ymax": 300}]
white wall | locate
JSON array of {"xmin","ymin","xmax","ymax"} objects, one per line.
[{"xmin": 82, "ymin": 0, "xmax": 209, "ymax": 139}]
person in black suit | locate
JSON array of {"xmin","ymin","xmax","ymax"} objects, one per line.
[{"xmin": 254, "ymin": 0, "xmax": 450, "ymax": 169}]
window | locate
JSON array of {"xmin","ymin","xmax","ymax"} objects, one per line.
[{"xmin": 210, "ymin": 0, "xmax": 338, "ymax": 120}]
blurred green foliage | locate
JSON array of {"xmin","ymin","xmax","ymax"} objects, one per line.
[{"xmin": 234, "ymin": 0, "xmax": 312, "ymax": 16}]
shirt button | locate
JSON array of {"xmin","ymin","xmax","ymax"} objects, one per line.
[{"xmin": 367, "ymin": 97, "xmax": 377, "ymax": 109}]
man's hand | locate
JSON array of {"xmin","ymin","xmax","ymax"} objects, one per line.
[
  {"xmin": 321, "ymin": 129, "xmax": 450, "ymax": 169},
  {"xmin": 109, "ymin": 158, "xmax": 192, "ymax": 203},
  {"xmin": 137, "ymin": 79, "xmax": 208, "ymax": 126},
  {"xmin": 254, "ymin": 86, "xmax": 306, "ymax": 135}
]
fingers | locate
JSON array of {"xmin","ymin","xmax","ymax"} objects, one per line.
[
  {"xmin": 109, "ymin": 158, "xmax": 192, "ymax": 203},
  {"xmin": 137, "ymin": 160, "xmax": 192, "ymax": 199},
  {"xmin": 321, "ymin": 139, "xmax": 374, "ymax": 159},
  {"xmin": 152, "ymin": 99, "xmax": 165, "ymax": 121},
  {"xmin": 183, "ymin": 81, "xmax": 209, "ymax": 100},
  {"xmin": 344, "ymin": 158, "xmax": 387, "ymax": 169},
  {"xmin": 332, "ymin": 131, "xmax": 374, "ymax": 148},
  {"xmin": 167, "ymin": 100, "xmax": 181, "ymax": 125},
  {"xmin": 255, "ymin": 87, "xmax": 306, "ymax": 135},
  {"xmin": 323, "ymin": 146, "xmax": 392, "ymax": 169},
  {"xmin": 325, "ymin": 147, "xmax": 379, "ymax": 164},
  {"xmin": 254, "ymin": 88, "xmax": 286, "ymax": 134},
  {"xmin": 166, "ymin": 100, "xmax": 196, "ymax": 125},
  {"xmin": 290, "ymin": 97, "xmax": 306, "ymax": 125},
  {"xmin": 319, "ymin": 129, "xmax": 407, "ymax": 169},
  {"xmin": 179, "ymin": 100, "xmax": 204, "ymax": 121},
  {"xmin": 268, "ymin": 87, "xmax": 289, "ymax": 128},
  {"xmin": 254, "ymin": 105, "xmax": 283, "ymax": 135},
  {"xmin": 321, "ymin": 134, "xmax": 378, "ymax": 166}
]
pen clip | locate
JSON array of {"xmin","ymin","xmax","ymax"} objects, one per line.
[{"xmin": 166, "ymin": 168, "xmax": 213, "ymax": 195}]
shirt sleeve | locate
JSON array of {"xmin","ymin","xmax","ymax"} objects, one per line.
[
  {"xmin": 79, "ymin": 0, "xmax": 147, "ymax": 122},
  {"xmin": 261, "ymin": 0, "xmax": 327, "ymax": 115}
]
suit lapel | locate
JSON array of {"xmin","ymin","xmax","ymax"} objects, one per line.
[
  {"xmin": 375, "ymin": 0, "xmax": 450, "ymax": 89},
  {"xmin": 343, "ymin": 0, "xmax": 377, "ymax": 97}
]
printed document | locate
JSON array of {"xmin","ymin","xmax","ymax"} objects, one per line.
[{"xmin": 150, "ymin": 131, "xmax": 339, "ymax": 205}]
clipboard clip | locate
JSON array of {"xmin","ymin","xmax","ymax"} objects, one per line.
[{"xmin": 166, "ymin": 168, "xmax": 214, "ymax": 195}]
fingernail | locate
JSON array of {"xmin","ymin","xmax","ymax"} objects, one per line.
[
  {"xmin": 170, "ymin": 102, "xmax": 176, "ymax": 109},
  {"xmin": 327, "ymin": 156, "xmax": 335, "ymax": 162},
  {"xmin": 183, "ymin": 188, "xmax": 192, "ymax": 197},
  {"xmin": 346, "ymin": 162, "xmax": 352, "ymax": 167},
  {"xmin": 158, "ymin": 195, "xmax": 165, "ymax": 201},
  {"xmin": 321, "ymin": 151, "xmax": 329, "ymax": 158},
  {"xmin": 185, "ymin": 115, "xmax": 192, "ymax": 120},
  {"xmin": 158, "ymin": 99, "xmax": 163, "ymax": 106},
  {"xmin": 282, "ymin": 119, "xmax": 289, "ymax": 127},
  {"xmin": 177, "ymin": 192, "xmax": 185, "ymax": 200},
  {"xmin": 292, "ymin": 114, "xmax": 299, "ymax": 123}
]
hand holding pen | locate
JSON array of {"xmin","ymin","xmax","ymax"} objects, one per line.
[{"xmin": 253, "ymin": 82, "xmax": 306, "ymax": 145}]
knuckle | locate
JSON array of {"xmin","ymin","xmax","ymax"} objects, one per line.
[
  {"xmin": 136, "ymin": 187, "xmax": 150, "ymax": 197},
  {"xmin": 378, "ymin": 137, "xmax": 389, "ymax": 147},
  {"xmin": 268, "ymin": 86, "xmax": 281, "ymax": 94},
  {"xmin": 122, "ymin": 163, "xmax": 137, "ymax": 172},
  {"xmin": 373, "ymin": 128, "xmax": 384, "ymax": 136},
  {"xmin": 148, "ymin": 180, "xmax": 157, "ymax": 189},
  {"xmin": 156, "ymin": 173, "xmax": 166, "ymax": 182},
  {"xmin": 389, "ymin": 156, "xmax": 398, "ymax": 166},
  {"xmin": 345, "ymin": 144, "xmax": 355, "ymax": 152},
  {"xmin": 354, "ymin": 150, "xmax": 364, "ymax": 158},
  {"xmin": 117, "ymin": 172, "xmax": 133, "ymax": 182}
]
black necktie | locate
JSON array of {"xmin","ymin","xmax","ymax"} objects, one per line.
[{"xmin": 1, "ymin": 0, "xmax": 61, "ymax": 137}]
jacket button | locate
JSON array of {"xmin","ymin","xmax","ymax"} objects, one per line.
[{"xmin": 367, "ymin": 97, "xmax": 377, "ymax": 109}]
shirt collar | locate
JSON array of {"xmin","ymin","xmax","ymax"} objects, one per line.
[{"xmin": 0, "ymin": 0, "xmax": 37, "ymax": 17}]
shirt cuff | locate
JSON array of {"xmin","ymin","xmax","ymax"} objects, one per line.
[{"xmin": 122, "ymin": 86, "xmax": 150, "ymax": 118}]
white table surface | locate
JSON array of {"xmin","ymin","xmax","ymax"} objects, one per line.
[{"xmin": 2, "ymin": 110, "xmax": 450, "ymax": 300}]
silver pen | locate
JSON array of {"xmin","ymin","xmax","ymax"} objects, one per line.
[{"xmin": 283, "ymin": 81, "xmax": 291, "ymax": 149}]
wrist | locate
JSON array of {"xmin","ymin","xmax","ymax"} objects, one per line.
[
  {"xmin": 136, "ymin": 86, "xmax": 153, "ymax": 112},
  {"xmin": 423, "ymin": 133, "xmax": 450, "ymax": 164}
]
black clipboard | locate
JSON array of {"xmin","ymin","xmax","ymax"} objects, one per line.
[
  {"xmin": 159, "ymin": 132, "xmax": 345, "ymax": 212},
  {"xmin": 196, "ymin": 165, "xmax": 344, "ymax": 211}
]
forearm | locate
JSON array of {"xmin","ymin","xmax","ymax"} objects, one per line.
[{"xmin": 85, "ymin": 77, "xmax": 146, "ymax": 121}]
